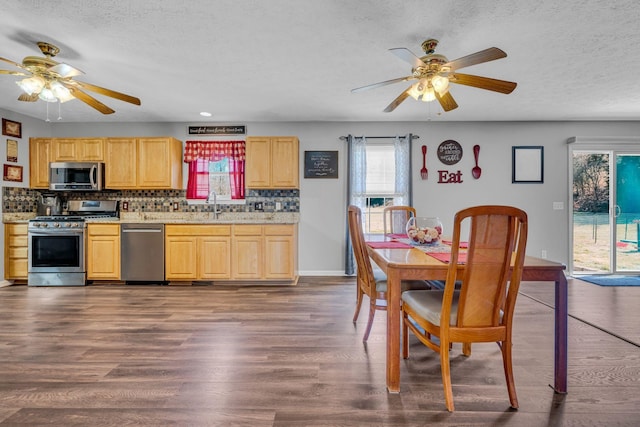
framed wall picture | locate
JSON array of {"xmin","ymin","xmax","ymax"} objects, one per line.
[
  {"xmin": 2, "ymin": 118, "xmax": 22, "ymax": 138},
  {"xmin": 6, "ymin": 139, "xmax": 18, "ymax": 162},
  {"xmin": 512, "ymin": 146, "xmax": 544, "ymax": 183},
  {"xmin": 304, "ymin": 150, "xmax": 339, "ymax": 178},
  {"xmin": 3, "ymin": 164, "xmax": 23, "ymax": 182}
]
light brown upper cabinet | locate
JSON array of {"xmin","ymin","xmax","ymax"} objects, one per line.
[
  {"xmin": 52, "ymin": 138, "xmax": 104, "ymax": 162},
  {"xmin": 105, "ymin": 137, "xmax": 183, "ymax": 189},
  {"xmin": 29, "ymin": 138, "xmax": 52, "ymax": 189},
  {"xmin": 246, "ymin": 136, "xmax": 299, "ymax": 189}
]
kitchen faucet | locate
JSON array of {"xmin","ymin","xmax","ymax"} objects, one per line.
[{"xmin": 207, "ymin": 189, "xmax": 219, "ymax": 219}]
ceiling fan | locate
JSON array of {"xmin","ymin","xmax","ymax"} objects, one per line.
[
  {"xmin": 0, "ymin": 41, "xmax": 141, "ymax": 114},
  {"xmin": 352, "ymin": 39, "xmax": 517, "ymax": 113}
]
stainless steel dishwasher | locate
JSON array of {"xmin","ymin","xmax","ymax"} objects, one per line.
[{"xmin": 121, "ymin": 223, "xmax": 166, "ymax": 283}]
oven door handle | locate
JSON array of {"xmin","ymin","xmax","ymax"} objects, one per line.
[{"xmin": 29, "ymin": 230, "xmax": 84, "ymax": 236}]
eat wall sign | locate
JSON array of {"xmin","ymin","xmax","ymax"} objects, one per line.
[{"xmin": 437, "ymin": 140, "xmax": 463, "ymax": 183}]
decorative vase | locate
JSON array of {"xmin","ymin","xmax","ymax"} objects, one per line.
[{"xmin": 406, "ymin": 217, "xmax": 443, "ymax": 245}]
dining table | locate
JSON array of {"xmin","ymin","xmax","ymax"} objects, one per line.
[{"xmin": 366, "ymin": 236, "xmax": 568, "ymax": 395}]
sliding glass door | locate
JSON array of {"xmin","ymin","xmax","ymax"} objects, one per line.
[{"xmin": 570, "ymin": 139, "xmax": 640, "ymax": 275}]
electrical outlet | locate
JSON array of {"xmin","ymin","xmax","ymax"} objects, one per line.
[
  {"xmin": 122, "ymin": 201, "xmax": 128, "ymax": 211},
  {"xmin": 254, "ymin": 202, "xmax": 263, "ymax": 211},
  {"xmin": 541, "ymin": 250, "xmax": 548, "ymax": 259},
  {"xmin": 173, "ymin": 202, "xmax": 179, "ymax": 211},
  {"xmin": 275, "ymin": 201, "xmax": 282, "ymax": 211}
]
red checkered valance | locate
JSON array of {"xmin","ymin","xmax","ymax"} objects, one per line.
[{"xmin": 183, "ymin": 140, "xmax": 245, "ymax": 162}]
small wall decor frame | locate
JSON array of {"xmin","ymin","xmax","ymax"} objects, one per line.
[
  {"xmin": 304, "ymin": 150, "xmax": 338, "ymax": 178},
  {"xmin": 3, "ymin": 164, "xmax": 23, "ymax": 182},
  {"xmin": 6, "ymin": 139, "xmax": 18, "ymax": 162},
  {"xmin": 512, "ymin": 146, "xmax": 544, "ymax": 183},
  {"xmin": 2, "ymin": 118, "xmax": 22, "ymax": 138}
]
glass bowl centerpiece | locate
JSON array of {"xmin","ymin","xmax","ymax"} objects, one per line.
[{"xmin": 406, "ymin": 217, "xmax": 443, "ymax": 245}]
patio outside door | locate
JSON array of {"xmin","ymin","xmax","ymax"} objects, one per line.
[{"xmin": 570, "ymin": 142, "xmax": 640, "ymax": 275}]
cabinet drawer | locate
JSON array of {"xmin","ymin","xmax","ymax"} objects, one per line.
[
  {"xmin": 233, "ymin": 225, "xmax": 263, "ymax": 236},
  {"xmin": 9, "ymin": 247, "xmax": 28, "ymax": 258},
  {"xmin": 264, "ymin": 225, "xmax": 293, "ymax": 236},
  {"xmin": 9, "ymin": 235, "xmax": 28, "ymax": 246},
  {"xmin": 88, "ymin": 224, "xmax": 120, "ymax": 236},
  {"xmin": 166, "ymin": 225, "xmax": 231, "ymax": 236}
]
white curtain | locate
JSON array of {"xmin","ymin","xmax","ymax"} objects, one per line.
[
  {"xmin": 394, "ymin": 135, "xmax": 412, "ymax": 206},
  {"xmin": 345, "ymin": 136, "xmax": 367, "ymax": 275}
]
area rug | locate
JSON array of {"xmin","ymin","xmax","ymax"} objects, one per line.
[{"xmin": 576, "ymin": 275, "xmax": 640, "ymax": 287}]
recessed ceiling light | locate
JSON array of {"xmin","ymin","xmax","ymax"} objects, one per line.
[{"xmin": 199, "ymin": 112, "xmax": 212, "ymax": 117}]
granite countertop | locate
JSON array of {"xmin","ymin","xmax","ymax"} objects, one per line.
[{"xmin": 2, "ymin": 212, "xmax": 299, "ymax": 224}]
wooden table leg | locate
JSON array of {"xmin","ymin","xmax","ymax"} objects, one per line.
[
  {"xmin": 553, "ymin": 272, "xmax": 568, "ymax": 394},
  {"xmin": 386, "ymin": 268, "xmax": 401, "ymax": 393}
]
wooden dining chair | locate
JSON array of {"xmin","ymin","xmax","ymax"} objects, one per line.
[
  {"xmin": 348, "ymin": 205, "xmax": 433, "ymax": 342},
  {"xmin": 383, "ymin": 205, "xmax": 416, "ymax": 236},
  {"xmin": 401, "ymin": 205, "xmax": 528, "ymax": 412}
]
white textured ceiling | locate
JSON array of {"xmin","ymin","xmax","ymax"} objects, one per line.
[{"xmin": 1, "ymin": 0, "xmax": 640, "ymax": 123}]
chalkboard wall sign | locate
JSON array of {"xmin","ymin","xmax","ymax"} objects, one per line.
[{"xmin": 304, "ymin": 151, "xmax": 338, "ymax": 178}]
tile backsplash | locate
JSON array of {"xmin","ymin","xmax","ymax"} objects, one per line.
[{"xmin": 2, "ymin": 187, "xmax": 299, "ymax": 214}]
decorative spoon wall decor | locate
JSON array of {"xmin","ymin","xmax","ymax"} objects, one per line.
[{"xmin": 472, "ymin": 144, "xmax": 482, "ymax": 179}]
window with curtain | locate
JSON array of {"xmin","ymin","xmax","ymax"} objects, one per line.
[
  {"xmin": 345, "ymin": 135, "xmax": 413, "ymax": 274},
  {"xmin": 184, "ymin": 140, "xmax": 246, "ymax": 200}
]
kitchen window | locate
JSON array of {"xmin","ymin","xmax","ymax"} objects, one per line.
[{"xmin": 184, "ymin": 140, "xmax": 245, "ymax": 200}]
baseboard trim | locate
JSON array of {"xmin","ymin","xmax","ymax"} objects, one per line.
[{"xmin": 299, "ymin": 270, "xmax": 351, "ymax": 277}]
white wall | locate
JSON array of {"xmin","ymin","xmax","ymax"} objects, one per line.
[
  {"xmin": 0, "ymin": 109, "xmax": 49, "ymax": 279},
  {"xmin": 5, "ymin": 116, "xmax": 640, "ymax": 276}
]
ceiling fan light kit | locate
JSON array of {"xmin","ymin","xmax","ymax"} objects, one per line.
[
  {"xmin": 352, "ymin": 38, "xmax": 517, "ymax": 113},
  {"xmin": 1, "ymin": 41, "xmax": 141, "ymax": 115}
]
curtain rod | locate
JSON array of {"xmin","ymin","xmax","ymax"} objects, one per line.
[{"xmin": 339, "ymin": 135, "xmax": 419, "ymax": 141}]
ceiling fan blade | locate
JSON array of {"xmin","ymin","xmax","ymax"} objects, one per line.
[
  {"xmin": 435, "ymin": 91, "xmax": 458, "ymax": 111},
  {"xmin": 383, "ymin": 87, "xmax": 412, "ymax": 113},
  {"xmin": 444, "ymin": 47, "xmax": 507, "ymax": 71},
  {"xmin": 351, "ymin": 75, "xmax": 415, "ymax": 93},
  {"xmin": 450, "ymin": 72, "xmax": 517, "ymax": 94},
  {"xmin": 64, "ymin": 84, "xmax": 115, "ymax": 114},
  {"xmin": 389, "ymin": 48, "xmax": 427, "ymax": 69},
  {"xmin": 18, "ymin": 93, "xmax": 38, "ymax": 102},
  {"xmin": 49, "ymin": 62, "xmax": 84, "ymax": 78},
  {"xmin": 71, "ymin": 80, "xmax": 141, "ymax": 105},
  {"xmin": 0, "ymin": 69, "xmax": 27, "ymax": 76},
  {"xmin": 0, "ymin": 56, "xmax": 26, "ymax": 70}
]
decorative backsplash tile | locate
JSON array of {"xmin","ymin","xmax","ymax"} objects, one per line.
[{"xmin": 2, "ymin": 187, "xmax": 300, "ymax": 214}]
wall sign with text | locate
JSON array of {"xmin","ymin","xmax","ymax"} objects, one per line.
[{"xmin": 304, "ymin": 151, "xmax": 338, "ymax": 178}]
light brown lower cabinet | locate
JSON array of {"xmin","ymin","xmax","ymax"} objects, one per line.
[
  {"xmin": 165, "ymin": 225, "xmax": 232, "ymax": 281},
  {"xmin": 86, "ymin": 223, "xmax": 121, "ymax": 280},
  {"xmin": 4, "ymin": 223, "xmax": 28, "ymax": 280},
  {"xmin": 165, "ymin": 223, "xmax": 298, "ymax": 283}
]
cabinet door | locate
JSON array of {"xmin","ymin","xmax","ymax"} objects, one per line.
[
  {"xmin": 29, "ymin": 138, "xmax": 52, "ymax": 189},
  {"xmin": 232, "ymin": 225, "xmax": 263, "ymax": 279},
  {"xmin": 105, "ymin": 138, "xmax": 137, "ymax": 188},
  {"xmin": 4, "ymin": 224, "xmax": 28, "ymax": 280},
  {"xmin": 199, "ymin": 236, "xmax": 231, "ymax": 279},
  {"xmin": 264, "ymin": 225, "xmax": 296, "ymax": 279},
  {"xmin": 271, "ymin": 137, "xmax": 299, "ymax": 188},
  {"xmin": 86, "ymin": 224, "xmax": 120, "ymax": 280},
  {"xmin": 138, "ymin": 137, "xmax": 182, "ymax": 189},
  {"xmin": 245, "ymin": 137, "xmax": 272, "ymax": 188},
  {"xmin": 52, "ymin": 139, "xmax": 79, "ymax": 161},
  {"xmin": 165, "ymin": 236, "xmax": 198, "ymax": 280},
  {"xmin": 79, "ymin": 139, "xmax": 104, "ymax": 161},
  {"xmin": 86, "ymin": 237, "xmax": 120, "ymax": 279}
]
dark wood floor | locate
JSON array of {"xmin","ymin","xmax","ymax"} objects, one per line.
[{"xmin": 0, "ymin": 277, "xmax": 638, "ymax": 426}]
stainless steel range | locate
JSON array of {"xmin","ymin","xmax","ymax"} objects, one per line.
[{"xmin": 28, "ymin": 200, "xmax": 118, "ymax": 287}]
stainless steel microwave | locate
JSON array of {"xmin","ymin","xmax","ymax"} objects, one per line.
[{"xmin": 49, "ymin": 162, "xmax": 105, "ymax": 191}]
